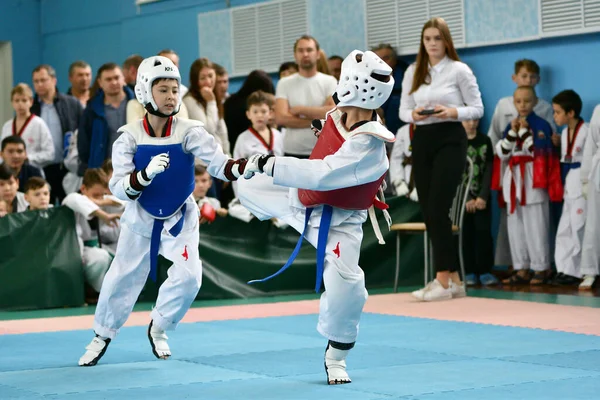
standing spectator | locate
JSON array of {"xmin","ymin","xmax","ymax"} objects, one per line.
[
  {"xmin": 275, "ymin": 35, "xmax": 337, "ymax": 158},
  {"xmin": 214, "ymin": 63, "xmax": 230, "ymax": 103},
  {"xmin": 31, "ymin": 64, "xmax": 83, "ymax": 204},
  {"xmin": 461, "ymin": 119, "xmax": 497, "ymax": 286},
  {"xmin": 224, "ymin": 70, "xmax": 275, "ymax": 148},
  {"xmin": 327, "ymin": 55, "xmax": 343, "ymax": 81},
  {"xmin": 372, "ymin": 43, "xmax": 409, "ymax": 135},
  {"xmin": 67, "ymin": 61, "xmax": 92, "ymax": 106},
  {"xmin": 122, "ymin": 54, "xmax": 143, "ymax": 92},
  {"xmin": 183, "ymin": 58, "xmax": 230, "ymax": 155},
  {"xmin": 400, "ymin": 17, "xmax": 484, "ymax": 301},
  {"xmin": 78, "ymin": 63, "xmax": 135, "ymax": 174},
  {"xmin": 1, "ymin": 83, "xmax": 54, "ymax": 169}
]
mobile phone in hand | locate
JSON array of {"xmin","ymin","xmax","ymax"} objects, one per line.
[{"xmin": 418, "ymin": 109, "xmax": 442, "ymax": 116}]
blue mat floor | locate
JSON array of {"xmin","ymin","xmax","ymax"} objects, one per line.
[{"xmin": 0, "ymin": 313, "xmax": 599, "ymax": 399}]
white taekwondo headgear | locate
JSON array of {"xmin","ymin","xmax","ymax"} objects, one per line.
[
  {"xmin": 335, "ymin": 49, "xmax": 394, "ymax": 110},
  {"xmin": 135, "ymin": 55, "xmax": 181, "ymax": 116}
]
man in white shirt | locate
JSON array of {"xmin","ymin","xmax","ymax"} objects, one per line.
[{"xmin": 275, "ymin": 35, "xmax": 337, "ymax": 157}]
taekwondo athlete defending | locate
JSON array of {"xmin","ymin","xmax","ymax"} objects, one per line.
[
  {"xmin": 79, "ymin": 56, "xmax": 252, "ymax": 367},
  {"xmin": 237, "ymin": 50, "xmax": 394, "ymax": 385}
]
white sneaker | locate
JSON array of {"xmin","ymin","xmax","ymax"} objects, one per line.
[
  {"xmin": 79, "ymin": 335, "xmax": 111, "ymax": 366},
  {"xmin": 579, "ymin": 275, "xmax": 596, "ymax": 290},
  {"xmin": 148, "ymin": 320, "xmax": 171, "ymax": 359},
  {"xmin": 411, "ymin": 279, "xmax": 452, "ymax": 302},
  {"xmin": 325, "ymin": 344, "xmax": 351, "ymax": 385},
  {"xmin": 450, "ymin": 281, "xmax": 466, "ymax": 298}
]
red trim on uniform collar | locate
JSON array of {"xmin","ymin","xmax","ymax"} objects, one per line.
[
  {"xmin": 143, "ymin": 115, "xmax": 173, "ymax": 137},
  {"xmin": 566, "ymin": 119, "xmax": 584, "ymax": 157},
  {"xmin": 248, "ymin": 126, "xmax": 273, "ymax": 151},
  {"xmin": 12, "ymin": 114, "xmax": 35, "ymax": 137}
]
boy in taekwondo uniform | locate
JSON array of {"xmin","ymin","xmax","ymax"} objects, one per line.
[
  {"xmin": 492, "ymin": 86, "xmax": 563, "ymax": 286},
  {"xmin": 237, "ymin": 50, "xmax": 395, "ymax": 385},
  {"xmin": 79, "ymin": 56, "xmax": 254, "ymax": 367}
]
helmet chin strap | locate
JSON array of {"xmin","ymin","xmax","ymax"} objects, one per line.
[{"xmin": 145, "ymin": 102, "xmax": 179, "ymax": 118}]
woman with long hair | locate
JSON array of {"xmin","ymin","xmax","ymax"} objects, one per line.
[
  {"xmin": 399, "ymin": 17, "xmax": 484, "ymax": 301},
  {"xmin": 183, "ymin": 58, "xmax": 230, "ymax": 155}
]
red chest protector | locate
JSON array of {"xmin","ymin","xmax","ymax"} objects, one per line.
[{"xmin": 297, "ymin": 111, "xmax": 391, "ymax": 210}]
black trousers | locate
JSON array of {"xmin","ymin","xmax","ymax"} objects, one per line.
[
  {"xmin": 43, "ymin": 163, "xmax": 67, "ymax": 205},
  {"xmin": 411, "ymin": 122, "xmax": 467, "ymax": 273},
  {"xmin": 461, "ymin": 206, "xmax": 494, "ymax": 275}
]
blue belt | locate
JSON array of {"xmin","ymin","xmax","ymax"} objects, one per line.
[
  {"xmin": 248, "ymin": 205, "xmax": 333, "ymax": 293},
  {"xmin": 149, "ymin": 203, "xmax": 187, "ymax": 282},
  {"xmin": 561, "ymin": 162, "xmax": 581, "ymax": 184}
]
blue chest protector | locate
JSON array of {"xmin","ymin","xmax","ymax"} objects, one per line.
[
  {"xmin": 133, "ymin": 143, "xmax": 195, "ymax": 281},
  {"xmin": 133, "ymin": 143, "xmax": 195, "ymax": 218}
]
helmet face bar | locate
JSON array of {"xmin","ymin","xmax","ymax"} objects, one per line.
[
  {"xmin": 135, "ymin": 56, "xmax": 182, "ymax": 116},
  {"xmin": 335, "ymin": 50, "xmax": 394, "ymax": 110}
]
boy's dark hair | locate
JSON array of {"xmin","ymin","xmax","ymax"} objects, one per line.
[
  {"xmin": 514, "ymin": 59, "xmax": 540, "ymax": 75},
  {"xmin": 1, "ymin": 136, "xmax": 26, "ymax": 151},
  {"xmin": 0, "ymin": 163, "xmax": 18, "ymax": 181},
  {"xmin": 194, "ymin": 165, "xmax": 208, "ymax": 176},
  {"xmin": 24, "ymin": 176, "xmax": 48, "ymax": 192},
  {"xmin": 246, "ymin": 90, "xmax": 275, "ymax": 110},
  {"xmin": 552, "ymin": 90, "xmax": 582, "ymax": 118},
  {"xmin": 328, "ymin": 55, "xmax": 344, "ymax": 62},
  {"xmin": 278, "ymin": 62, "xmax": 298, "ymax": 75},
  {"xmin": 83, "ymin": 168, "xmax": 108, "ymax": 188}
]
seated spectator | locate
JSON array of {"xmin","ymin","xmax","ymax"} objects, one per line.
[
  {"xmin": 1, "ymin": 83, "xmax": 54, "ymax": 169},
  {"xmin": 193, "ymin": 165, "xmax": 227, "ymax": 224},
  {"xmin": 0, "ymin": 199, "xmax": 7, "ymax": 217},
  {"xmin": 62, "ymin": 168, "xmax": 121, "ymax": 293},
  {"xmin": 278, "ymin": 62, "xmax": 298, "ymax": 79},
  {"xmin": 0, "ymin": 164, "xmax": 28, "ymax": 213},
  {"xmin": 1, "ymin": 136, "xmax": 44, "ymax": 192},
  {"xmin": 23, "ymin": 177, "xmax": 51, "ymax": 211}
]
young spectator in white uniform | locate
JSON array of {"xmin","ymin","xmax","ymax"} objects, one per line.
[
  {"xmin": 1, "ymin": 83, "xmax": 54, "ymax": 169},
  {"xmin": 552, "ymin": 90, "xmax": 589, "ymax": 286}
]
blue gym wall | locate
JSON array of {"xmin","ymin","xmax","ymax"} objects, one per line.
[{"xmin": 1, "ymin": 0, "xmax": 599, "ymax": 132}]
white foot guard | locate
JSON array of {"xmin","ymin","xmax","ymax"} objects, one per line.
[
  {"xmin": 324, "ymin": 341, "xmax": 353, "ymax": 385},
  {"xmin": 148, "ymin": 320, "xmax": 171, "ymax": 360},
  {"xmin": 79, "ymin": 335, "xmax": 111, "ymax": 366}
]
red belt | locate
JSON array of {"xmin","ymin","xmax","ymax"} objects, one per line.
[{"xmin": 509, "ymin": 155, "xmax": 534, "ymax": 214}]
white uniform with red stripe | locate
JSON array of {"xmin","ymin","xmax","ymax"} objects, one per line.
[
  {"xmin": 1, "ymin": 115, "xmax": 55, "ymax": 168},
  {"xmin": 237, "ymin": 108, "xmax": 393, "ymax": 344},
  {"xmin": 495, "ymin": 128, "xmax": 550, "ymax": 272},
  {"xmin": 555, "ymin": 121, "xmax": 589, "ymax": 277},
  {"xmin": 93, "ymin": 117, "xmax": 233, "ymax": 339},
  {"xmin": 580, "ymin": 106, "xmax": 600, "ymax": 277}
]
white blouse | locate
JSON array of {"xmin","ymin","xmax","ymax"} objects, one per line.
[{"xmin": 399, "ymin": 56, "xmax": 483, "ymax": 125}]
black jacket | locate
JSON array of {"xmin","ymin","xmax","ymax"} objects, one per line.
[{"xmin": 31, "ymin": 90, "xmax": 83, "ymax": 142}]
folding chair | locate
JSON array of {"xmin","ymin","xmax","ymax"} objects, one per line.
[{"xmin": 391, "ymin": 156, "xmax": 474, "ymax": 292}]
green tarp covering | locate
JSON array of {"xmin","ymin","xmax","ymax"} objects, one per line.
[
  {"xmin": 0, "ymin": 207, "xmax": 84, "ymax": 310},
  {"xmin": 1, "ymin": 197, "xmax": 426, "ymax": 310}
]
